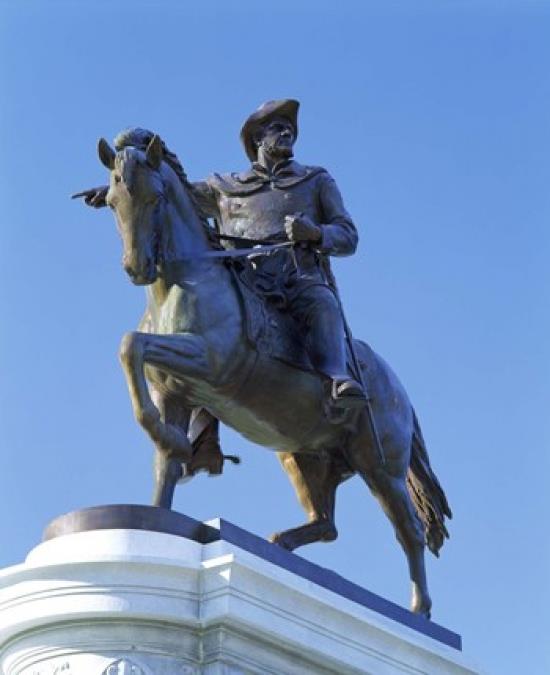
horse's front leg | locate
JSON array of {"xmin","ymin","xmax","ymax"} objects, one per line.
[
  {"xmin": 119, "ymin": 330, "xmax": 209, "ymax": 461},
  {"xmin": 148, "ymin": 389, "xmax": 191, "ymax": 508}
]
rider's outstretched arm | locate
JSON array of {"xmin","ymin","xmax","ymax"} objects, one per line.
[{"xmin": 71, "ymin": 185, "xmax": 109, "ymax": 208}]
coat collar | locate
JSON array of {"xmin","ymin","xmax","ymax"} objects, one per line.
[
  {"xmin": 210, "ymin": 161, "xmax": 325, "ymax": 197},
  {"xmin": 244, "ymin": 159, "xmax": 307, "ymax": 181}
]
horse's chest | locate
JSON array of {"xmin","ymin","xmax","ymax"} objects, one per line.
[{"xmin": 153, "ymin": 289, "xmax": 196, "ymax": 334}]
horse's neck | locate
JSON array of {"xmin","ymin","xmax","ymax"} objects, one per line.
[
  {"xmin": 151, "ymin": 173, "xmax": 236, "ymax": 316},
  {"xmin": 141, "ymin": 169, "xmax": 245, "ymax": 370},
  {"xmin": 160, "ymin": 178, "xmax": 209, "ymax": 265}
]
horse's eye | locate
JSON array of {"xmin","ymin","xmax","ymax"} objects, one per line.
[{"xmin": 114, "ymin": 175, "xmax": 121, "ymax": 184}]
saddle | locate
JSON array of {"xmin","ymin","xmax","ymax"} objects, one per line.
[{"xmin": 227, "ymin": 260, "xmax": 314, "ymax": 372}]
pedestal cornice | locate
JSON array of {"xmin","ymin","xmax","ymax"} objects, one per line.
[{"xmin": 0, "ymin": 506, "xmax": 480, "ymax": 675}]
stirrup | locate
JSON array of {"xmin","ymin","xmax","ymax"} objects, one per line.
[
  {"xmin": 187, "ymin": 440, "xmax": 241, "ymax": 477},
  {"xmin": 331, "ymin": 379, "xmax": 368, "ymax": 410}
]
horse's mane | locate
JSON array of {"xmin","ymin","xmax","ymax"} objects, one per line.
[{"xmin": 113, "ymin": 127, "xmax": 213, "ymax": 236}]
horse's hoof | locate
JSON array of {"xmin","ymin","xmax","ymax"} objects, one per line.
[
  {"xmin": 137, "ymin": 404, "xmax": 161, "ymax": 428},
  {"xmin": 320, "ymin": 525, "xmax": 338, "ymax": 542},
  {"xmin": 269, "ymin": 533, "xmax": 294, "ymax": 551},
  {"xmin": 411, "ymin": 589, "xmax": 432, "ymax": 619},
  {"xmin": 411, "ymin": 606, "xmax": 431, "ymax": 620},
  {"xmin": 414, "ymin": 608, "xmax": 431, "ymax": 620}
]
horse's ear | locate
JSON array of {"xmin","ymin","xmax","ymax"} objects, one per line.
[
  {"xmin": 146, "ymin": 134, "xmax": 163, "ymax": 170},
  {"xmin": 98, "ymin": 138, "xmax": 116, "ymax": 170}
]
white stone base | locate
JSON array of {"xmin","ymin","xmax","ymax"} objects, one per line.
[{"xmin": 0, "ymin": 525, "xmax": 479, "ymax": 675}]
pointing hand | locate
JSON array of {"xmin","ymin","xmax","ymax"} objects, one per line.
[{"xmin": 71, "ymin": 186, "xmax": 109, "ymax": 208}]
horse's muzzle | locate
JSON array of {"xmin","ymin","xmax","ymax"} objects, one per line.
[{"xmin": 124, "ymin": 258, "xmax": 158, "ymax": 285}]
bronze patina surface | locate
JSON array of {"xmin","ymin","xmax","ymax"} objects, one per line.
[{"xmin": 74, "ymin": 101, "xmax": 451, "ymax": 617}]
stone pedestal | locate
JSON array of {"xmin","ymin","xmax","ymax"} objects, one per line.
[{"xmin": 0, "ymin": 506, "xmax": 479, "ymax": 674}]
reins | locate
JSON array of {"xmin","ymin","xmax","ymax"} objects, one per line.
[
  {"xmin": 193, "ymin": 240, "xmax": 295, "ymax": 260},
  {"xmin": 150, "ymin": 182, "xmax": 297, "ymax": 263},
  {"xmin": 214, "ymin": 232, "xmax": 284, "ymax": 246}
]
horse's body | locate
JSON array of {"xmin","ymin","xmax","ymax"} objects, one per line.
[{"xmin": 96, "ymin": 133, "xmax": 451, "ymax": 617}]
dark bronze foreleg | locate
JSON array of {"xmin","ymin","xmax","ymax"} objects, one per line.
[
  {"xmin": 149, "ymin": 390, "xmax": 190, "ymax": 508},
  {"xmin": 118, "ymin": 330, "xmax": 211, "ymax": 461},
  {"xmin": 149, "ymin": 395, "xmax": 227, "ymax": 508}
]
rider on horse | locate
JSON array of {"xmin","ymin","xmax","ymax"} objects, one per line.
[{"xmin": 78, "ymin": 99, "xmax": 366, "ymax": 473}]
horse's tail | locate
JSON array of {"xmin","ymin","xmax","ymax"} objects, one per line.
[{"xmin": 407, "ymin": 409, "xmax": 452, "ymax": 557}]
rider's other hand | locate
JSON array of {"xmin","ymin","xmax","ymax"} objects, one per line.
[{"xmin": 284, "ymin": 213, "xmax": 322, "ymax": 243}]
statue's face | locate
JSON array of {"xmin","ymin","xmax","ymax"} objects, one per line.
[
  {"xmin": 98, "ymin": 138, "xmax": 164, "ymax": 285},
  {"xmin": 256, "ymin": 117, "xmax": 295, "ymax": 159}
]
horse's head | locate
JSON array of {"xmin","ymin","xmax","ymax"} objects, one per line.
[{"xmin": 98, "ymin": 135, "xmax": 164, "ymax": 285}]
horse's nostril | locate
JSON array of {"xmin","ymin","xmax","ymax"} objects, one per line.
[{"xmin": 123, "ymin": 261, "xmax": 135, "ymax": 278}]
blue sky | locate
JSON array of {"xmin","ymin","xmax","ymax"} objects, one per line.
[{"xmin": 0, "ymin": 1, "xmax": 549, "ymax": 673}]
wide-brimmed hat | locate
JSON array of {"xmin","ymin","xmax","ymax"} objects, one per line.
[{"xmin": 240, "ymin": 99, "xmax": 299, "ymax": 162}]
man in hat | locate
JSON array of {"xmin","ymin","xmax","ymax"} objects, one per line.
[
  {"xmin": 76, "ymin": 99, "xmax": 365, "ymax": 470},
  {"xmin": 190, "ymin": 99, "xmax": 365, "ymax": 405}
]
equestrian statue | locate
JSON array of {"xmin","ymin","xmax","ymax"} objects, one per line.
[{"xmin": 74, "ymin": 99, "xmax": 451, "ymax": 618}]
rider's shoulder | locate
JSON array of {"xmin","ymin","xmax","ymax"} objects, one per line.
[
  {"xmin": 306, "ymin": 165, "xmax": 336, "ymax": 180},
  {"xmin": 204, "ymin": 163, "xmax": 332, "ymax": 196},
  {"xmin": 205, "ymin": 171, "xmax": 244, "ymax": 195},
  {"xmin": 297, "ymin": 163, "xmax": 329, "ymax": 179},
  {"xmin": 308, "ymin": 168, "xmax": 346, "ymax": 193},
  {"xmin": 308, "ymin": 165, "xmax": 335, "ymax": 182},
  {"xmin": 291, "ymin": 163, "xmax": 335, "ymax": 184}
]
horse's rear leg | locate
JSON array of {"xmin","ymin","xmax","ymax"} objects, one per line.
[
  {"xmin": 375, "ymin": 472, "xmax": 431, "ymax": 617},
  {"xmin": 269, "ymin": 451, "xmax": 351, "ymax": 551},
  {"xmin": 346, "ymin": 432, "xmax": 432, "ymax": 618}
]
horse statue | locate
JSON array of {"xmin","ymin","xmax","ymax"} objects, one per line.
[{"xmin": 89, "ymin": 131, "xmax": 451, "ymax": 618}]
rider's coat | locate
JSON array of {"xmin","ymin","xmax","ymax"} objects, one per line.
[
  {"xmin": 189, "ymin": 158, "xmax": 358, "ymax": 382},
  {"xmin": 190, "ymin": 159, "xmax": 358, "ymax": 291}
]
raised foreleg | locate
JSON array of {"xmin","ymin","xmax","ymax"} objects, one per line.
[
  {"xmin": 270, "ymin": 450, "xmax": 352, "ymax": 551},
  {"xmin": 119, "ymin": 330, "xmax": 211, "ymax": 462}
]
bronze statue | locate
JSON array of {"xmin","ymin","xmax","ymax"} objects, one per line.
[{"xmin": 74, "ymin": 100, "xmax": 451, "ymax": 618}]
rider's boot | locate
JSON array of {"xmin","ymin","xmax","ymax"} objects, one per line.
[
  {"xmin": 187, "ymin": 409, "xmax": 224, "ymax": 476},
  {"xmin": 189, "ymin": 433, "xmax": 224, "ymax": 475},
  {"xmin": 330, "ymin": 377, "xmax": 367, "ymax": 409}
]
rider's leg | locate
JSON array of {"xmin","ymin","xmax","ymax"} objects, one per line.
[
  {"xmin": 151, "ymin": 394, "xmax": 223, "ymax": 480},
  {"xmin": 187, "ymin": 408, "xmax": 224, "ymax": 475},
  {"xmin": 287, "ymin": 284, "xmax": 366, "ymax": 406}
]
